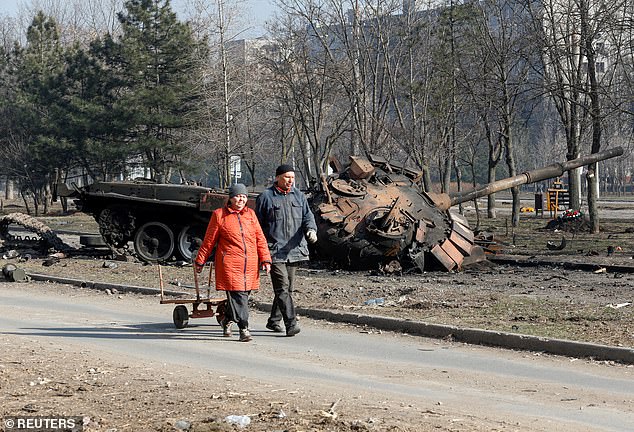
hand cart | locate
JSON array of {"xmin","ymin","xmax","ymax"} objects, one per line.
[{"xmin": 159, "ymin": 264, "xmax": 226, "ymax": 329}]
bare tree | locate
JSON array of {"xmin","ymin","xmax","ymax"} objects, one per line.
[
  {"xmin": 458, "ymin": 0, "xmax": 535, "ymax": 225},
  {"xmin": 528, "ymin": 0, "xmax": 632, "ymax": 231},
  {"xmin": 267, "ymin": 6, "xmax": 354, "ymax": 185},
  {"xmin": 16, "ymin": 0, "xmax": 123, "ymax": 45},
  {"xmin": 181, "ymin": 0, "xmax": 252, "ymax": 188}
]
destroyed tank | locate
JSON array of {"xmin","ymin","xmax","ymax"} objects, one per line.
[
  {"xmin": 57, "ymin": 181, "xmax": 258, "ymax": 262},
  {"xmin": 58, "ymin": 146, "xmax": 623, "ymax": 270},
  {"xmin": 310, "ymin": 147, "xmax": 624, "ymax": 272}
]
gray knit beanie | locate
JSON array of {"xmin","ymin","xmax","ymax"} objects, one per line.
[{"xmin": 228, "ymin": 183, "xmax": 248, "ymax": 198}]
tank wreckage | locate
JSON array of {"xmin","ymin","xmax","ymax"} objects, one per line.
[
  {"xmin": 50, "ymin": 146, "xmax": 623, "ymax": 271},
  {"xmin": 54, "ymin": 182, "xmax": 252, "ymax": 262},
  {"xmin": 310, "ymin": 147, "xmax": 623, "ymax": 272}
]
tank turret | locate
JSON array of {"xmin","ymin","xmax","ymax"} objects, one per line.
[{"xmin": 310, "ymin": 147, "xmax": 624, "ymax": 272}]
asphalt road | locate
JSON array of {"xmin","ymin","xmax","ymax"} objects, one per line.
[{"xmin": 1, "ymin": 282, "xmax": 633, "ymax": 431}]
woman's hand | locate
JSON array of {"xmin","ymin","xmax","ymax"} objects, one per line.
[{"xmin": 261, "ymin": 262, "xmax": 271, "ymax": 274}]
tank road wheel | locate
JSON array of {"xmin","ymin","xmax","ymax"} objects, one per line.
[
  {"xmin": 133, "ymin": 222, "xmax": 175, "ymax": 262},
  {"xmin": 98, "ymin": 207, "xmax": 135, "ymax": 248},
  {"xmin": 173, "ymin": 305, "xmax": 189, "ymax": 329},
  {"xmin": 176, "ymin": 225, "xmax": 205, "ymax": 262}
]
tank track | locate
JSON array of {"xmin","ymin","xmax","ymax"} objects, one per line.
[{"xmin": 0, "ymin": 212, "xmax": 74, "ymax": 252}]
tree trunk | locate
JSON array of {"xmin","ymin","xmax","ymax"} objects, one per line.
[
  {"xmin": 586, "ymin": 164, "xmax": 599, "ymax": 232},
  {"xmin": 580, "ymin": 0, "xmax": 602, "ymax": 234},
  {"xmin": 20, "ymin": 190, "xmax": 32, "ymax": 215},
  {"xmin": 487, "ymin": 166, "xmax": 496, "ymax": 218},
  {"xmin": 5, "ymin": 178, "xmax": 15, "ymax": 200}
]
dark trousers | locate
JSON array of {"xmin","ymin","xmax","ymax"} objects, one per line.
[
  {"xmin": 224, "ymin": 291, "xmax": 250, "ymax": 330},
  {"xmin": 268, "ymin": 262, "xmax": 298, "ymax": 328}
]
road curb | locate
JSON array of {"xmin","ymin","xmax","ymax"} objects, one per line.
[
  {"xmin": 288, "ymin": 306, "xmax": 634, "ymax": 364},
  {"xmin": 27, "ymin": 272, "xmax": 187, "ymax": 297},
  {"xmin": 25, "ymin": 272, "xmax": 634, "ymax": 364}
]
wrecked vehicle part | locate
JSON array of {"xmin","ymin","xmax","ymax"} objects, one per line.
[
  {"xmin": 546, "ymin": 237, "xmax": 567, "ymax": 251},
  {"xmin": 311, "ymin": 147, "xmax": 624, "ymax": 272},
  {"xmin": 57, "ymin": 182, "xmax": 245, "ymax": 262},
  {"xmin": 311, "ymin": 156, "xmax": 469, "ymax": 272},
  {"xmin": 0, "ymin": 212, "xmax": 73, "ymax": 252}
]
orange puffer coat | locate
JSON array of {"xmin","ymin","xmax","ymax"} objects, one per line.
[{"xmin": 195, "ymin": 205, "xmax": 271, "ymax": 292}]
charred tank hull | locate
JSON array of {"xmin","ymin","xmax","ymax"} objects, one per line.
[{"xmin": 58, "ymin": 181, "xmax": 242, "ymax": 262}]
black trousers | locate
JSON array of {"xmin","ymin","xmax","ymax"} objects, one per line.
[
  {"xmin": 224, "ymin": 290, "xmax": 250, "ymax": 330},
  {"xmin": 268, "ymin": 262, "xmax": 299, "ymax": 328}
]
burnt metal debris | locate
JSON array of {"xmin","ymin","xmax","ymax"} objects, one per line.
[
  {"xmin": 0, "ymin": 212, "xmax": 73, "ymax": 252},
  {"xmin": 310, "ymin": 147, "xmax": 623, "ymax": 272},
  {"xmin": 54, "ymin": 147, "xmax": 623, "ymax": 271}
]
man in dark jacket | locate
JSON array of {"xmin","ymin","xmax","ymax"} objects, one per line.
[{"xmin": 255, "ymin": 164, "xmax": 317, "ymax": 336}]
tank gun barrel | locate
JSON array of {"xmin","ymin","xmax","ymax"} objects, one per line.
[{"xmin": 448, "ymin": 147, "xmax": 624, "ymax": 207}]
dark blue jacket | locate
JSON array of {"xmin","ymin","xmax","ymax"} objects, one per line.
[{"xmin": 255, "ymin": 185, "xmax": 317, "ymax": 263}]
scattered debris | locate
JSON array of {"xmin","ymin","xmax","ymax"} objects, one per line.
[
  {"xmin": 593, "ymin": 267, "xmax": 607, "ymax": 274},
  {"xmin": 42, "ymin": 256, "xmax": 60, "ymax": 267},
  {"xmin": 2, "ymin": 263, "xmax": 28, "ymax": 282},
  {"xmin": 364, "ymin": 298, "xmax": 385, "ymax": 306},
  {"xmin": 546, "ymin": 237, "xmax": 567, "ymax": 251},
  {"xmin": 174, "ymin": 419, "xmax": 191, "ymax": 430},
  {"xmin": 320, "ymin": 398, "xmax": 340, "ymax": 420},
  {"xmin": 2, "ymin": 249, "xmax": 20, "ymax": 259},
  {"xmin": 606, "ymin": 245, "xmax": 622, "ymax": 256},
  {"xmin": 606, "ymin": 302, "xmax": 631, "ymax": 309},
  {"xmin": 224, "ymin": 415, "xmax": 251, "ymax": 428}
]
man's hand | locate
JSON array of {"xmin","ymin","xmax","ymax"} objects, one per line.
[
  {"xmin": 306, "ymin": 229, "xmax": 318, "ymax": 244},
  {"xmin": 194, "ymin": 262, "xmax": 204, "ymax": 273}
]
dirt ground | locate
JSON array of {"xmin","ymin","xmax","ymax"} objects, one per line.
[{"xmin": 1, "ymin": 200, "xmax": 633, "ymax": 431}]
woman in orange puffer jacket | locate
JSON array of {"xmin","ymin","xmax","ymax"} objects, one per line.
[{"xmin": 194, "ymin": 183, "xmax": 271, "ymax": 342}]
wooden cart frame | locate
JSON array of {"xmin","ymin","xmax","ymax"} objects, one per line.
[{"xmin": 159, "ymin": 265, "xmax": 226, "ymax": 329}]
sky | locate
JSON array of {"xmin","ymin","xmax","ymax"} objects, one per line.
[{"xmin": 0, "ymin": 0, "xmax": 278, "ymax": 38}]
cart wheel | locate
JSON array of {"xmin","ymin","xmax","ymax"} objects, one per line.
[
  {"xmin": 215, "ymin": 301, "xmax": 226, "ymax": 324},
  {"xmin": 173, "ymin": 305, "xmax": 189, "ymax": 329}
]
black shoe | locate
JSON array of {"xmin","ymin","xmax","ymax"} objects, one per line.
[
  {"xmin": 286, "ymin": 325, "xmax": 300, "ymax": 337},
  {"xmin": 239, "ymin": 329, "xmax": 252, "ymax": 342},
  {"xmin": 266, "ymin": 322, "xmax": 284, "ymax": 333}
]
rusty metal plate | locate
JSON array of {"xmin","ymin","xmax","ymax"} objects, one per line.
[
  {"xmin": 318, "ymin": 203, "xmax": 338, "ymax": 214},
  {"xmin": 414, "ymin": 224, "xmax": 427, "ymax": 243},
  {"xmin": 449, "ymin": 230, "xmax": 473, "ymax": 256},
  {"xmin": 449, "ymin": 211, "xmax": 470, "ymax": 228},
  {"xmin": 331, "ymin": 179, "xmax": 366, "ymax": 196},
  {"xmin": 452, "ymin": 219, "xmax": 474, "ymax": 243},
  {"xmin": 349, "ymin": 156, "xmax": 376, "ymax": 179},
  {"xmin": 322, "ymin": 212, "xmax": 345, "ymax": 224},
  {"xmin": 343, "ymin": 220, "xmax": 357, "ymax": 234},
  {"xmin": 439, "ymin": 239, "xmax": 464, "ymax": 268},
  {"xmin": 336, "ymin": 197, "xmax": 358, "ymax": 216},
  {"xmin": 431, "ymin": 244, "xmax": 456, "ymax": 271},
  {"xmin": 199, "ymin": 192, "xmax": 227, "ymax": 212}
]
